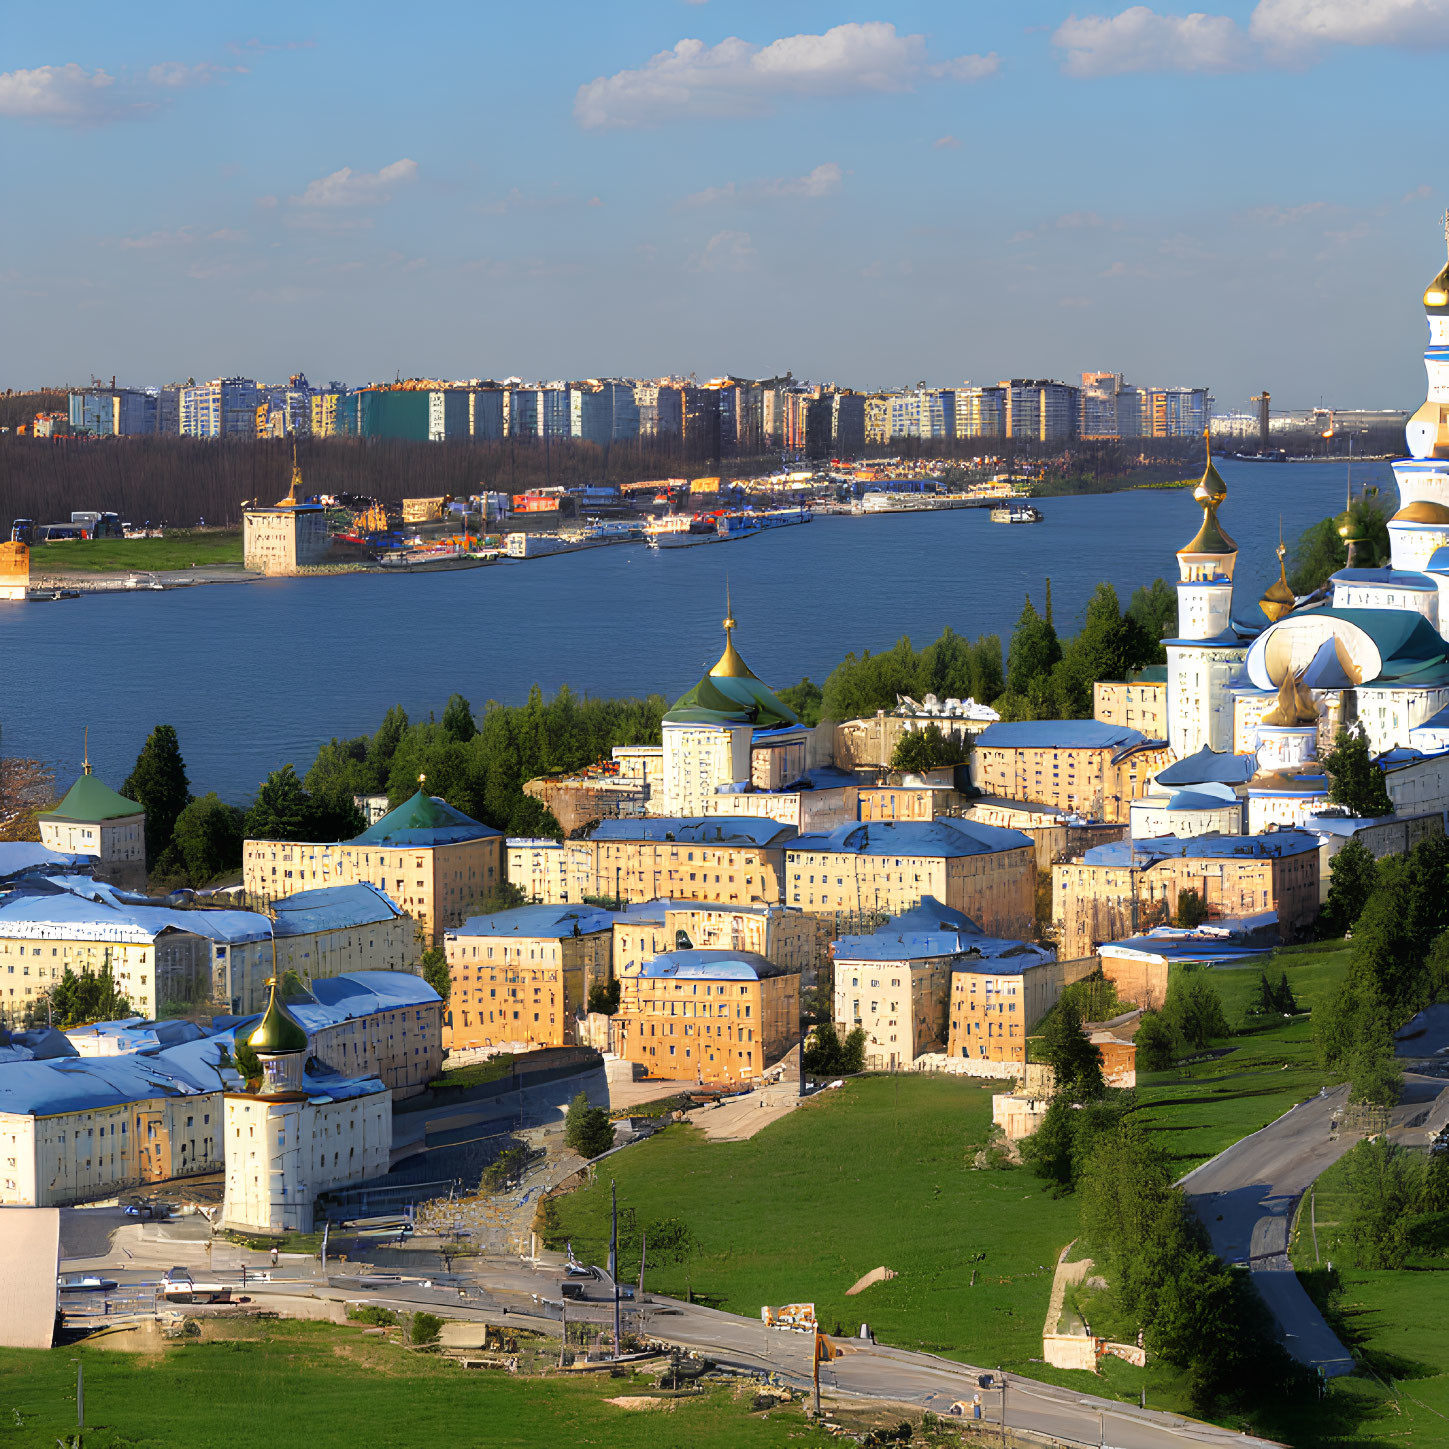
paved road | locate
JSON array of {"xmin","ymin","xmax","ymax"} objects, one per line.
[
  {"xmin": 65, "ymin": 1233, "xmax": 1281, "ymax": 1449},
  {"xmin": 1181, "ymin": 1075, "xmax": 1449, "ymax": 1378}
]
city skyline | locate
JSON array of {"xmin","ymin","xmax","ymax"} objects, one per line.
[{"xmin": 5, "ymin": 1, "xmax": 1449, "ymax": 408}]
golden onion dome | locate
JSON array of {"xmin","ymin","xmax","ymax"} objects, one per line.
[
  {"xmin": 1391, "ymin": 499, "xmax": 1449, "ymax": 525},
  {"xmin": 1425, "ymin": 257, "xmax": 1449, "ymax": 315},
  {"xmin": 710, "ymin": 588, "xmax": 759, "ymax": 679},
  {"xmin": 1260, "ymin": 544, "xmax": 1295, "ymax": 623},
  {"xmin": 247, "ymin": 977, "xmax": 309, "ymax": 1055},
  {"xmin": 1193, "ymin": 459, "xmax": 1228, "ymax": 505},
  {"xmin": 1180, "ymin": 502, "xmax": 1237, "ymax": 557}
]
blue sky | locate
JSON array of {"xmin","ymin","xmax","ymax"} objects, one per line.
[{"xmin": 4, "ymin": 0, "xmax": 1448, "ymax": 409}]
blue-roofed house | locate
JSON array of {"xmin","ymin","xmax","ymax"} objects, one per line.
[
  {"xmin": 1097, "ymin": 917, "xmax": 1279, "ymax": 1009},
  {"xmin": 615, "ymin": 948, "xmax": 800, "ymax": 1085},
  {"xmin": 443, "ymin": 904, "xmax": 615, "ymax": 1054},
  {"xmin": 566, "ymin": 816, "xmax": 798, "ymax": 908},
  {"xmin": 829, "ymin": 897, "xmax": 1070, "ymax": 1071},
  {"xmin": 1053, "ymin": 830, "xmax": 1321, "ymax": 958},
  {"xmin": 970, "ymin": 719, "xmax": 1172, "ymax": 824},
  {"xmin": 242, "ymin": 787, "xmax": 503, "ymax": 946},
  {"xmin": 785, "ymin": 819, "xmax": 1037, "ymax": 937}
]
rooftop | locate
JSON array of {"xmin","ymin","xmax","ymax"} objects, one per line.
[
  {"xmin": 637, "ymin": 947, "xmax": 788, "ymax": 981},
  {"xmin": 1154, "ymin": 746, "xmax": 1259, "ymax": 787},
  {"xmin": 664, "ymin": 610, "xmax": 799, "ymax": 731},
  {"xmin": 38, "ymin": 772, "xmax": 143, "ymax": 826},
  {"xmin": 789, "ymin": 818, "xmax": 1032, "ymax": 858},
  {"xmin": 271, "ymin": 882, "xmax": 402, "ymax": 936},
  {"xmin": 351, "ymin": 789, "xmax": 500, "ymax": 848},
  {"xmin": 974, "ymin": 721, "xmax": 1146, "ymax": 752},
  {"xmin": 1080, "ymin": 829, "xmax": 1321, "ymax": 867},
  {"xmin": 449, "ymin": 903, "xmax": 616, "ymax": 940},
  {"xmin": 589, "ymin": 816, "xmax": 797, "ymax": 848}
]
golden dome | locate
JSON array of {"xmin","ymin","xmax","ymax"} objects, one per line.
[
  {"xmin": 247, "ymin": 976, "xmax": 309, "ymax": 1055},
  {"xmin": 1391, "ymin": 499, "xmax": 1449, "ymax": 525},
  {"xmin": 1260, "ymin": 667, "xmax": 1317, "ymax": 728},
  {"xmin": 1425, "ymin": 257, "xmax": 1449, "ymax": 314},
  {"xmin": 710, "ymin": 585, "xmax": 758, "ymax": 679},
  {"xmin": 1260, "ymin": 543, "xmax": 1295, "ymax": 623},
  {"xmin": 1193, "ymin": 460, "xmax": 1228, "ymax": 505},
  {"xmin": 1180, "ymin": 501, "xmax": 1237, "ymax": 557}
]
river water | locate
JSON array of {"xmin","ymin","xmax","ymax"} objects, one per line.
[{"xmin": 6, "ymin": 458, "xmax": 1389, "ymax": 803}]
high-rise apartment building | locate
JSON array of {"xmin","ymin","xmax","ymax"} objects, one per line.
[
  {"xmin": 428, "ymin": 388, "xmax": 470, "ymax": 441},
  {"xmin": 180, "ymin": 378, "xmax": 260, "ymax": 437},
  {"xmin": 956, "ymin": 385, "xmax": 1005, "ymax": 439},
  {"xmin": 830, "ymin": 392, "xmax": 866, "ymax": 455},
  {"xmin": 68, "ymin": 389, "xmax": 157, "ymax": 436},
  {"xmin": 1080, "ymin": 372, "xmax": 1129, "ymax": 439},
  {"xmin": 570, "ymin": 381, "xmax": 640, "ymax": 446},
  {"xmin": 682, "ymin": 386, "xmax": 721, "ymax": 462},
  {"xmin": 635, "ymin": 383, "xmax": 684, "ymax": 439},
  {"xmin": 1002, "ymin": 380, "xmax": 1079, "ymax": 442},
  {"xmin": 889, "ymin": 389, "xmax": 956, "ymax": 441},
  {"xmin": 469, "ymin": 387, "xmax": 504, "ymax": 440},
  {"xmin": 864, "ymin": 394, "xmax": 894, "ymax": 446}
]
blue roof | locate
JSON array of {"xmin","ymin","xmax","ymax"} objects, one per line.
[
  {"xmin": 1097, "ymin": 934, "xmax": 1272, "ymax": 964},
  {"xmin": 1081, "ymin": 830, "xmax": 1321, "ymax": 866},
  {"xmin": 1428, "ymin": 547, "xmax": 1449, "ymax": 572},
  {"xmin": 272, "ymin": 883, "xmax": 402, "ymax": 936},
  {"xmin": 1413, "ymin": 703, "xmax": 1449, "ymax": 734},
  {"xmin": 65, "ymin": 1019, "xmax": 206, "ymax": 1055},
  {"xmin": 789, "ymin": 818, "xmax": 1032, "ymax": 858},
  {"xmin": 885, "ymin": 896, "xmax": 978, "ymax": 933},
  {"xmin": 1165, "ymin": 788, "xmax": 1242, "ymax": 812},
  {"xmin": 974, "ymin": 721, "xmax": 1145, "ymax": 752},
  {"xmin": 449, "ymin": 904, "xmax": 616, "ymax": 940},
  {"xmin": 835, "ymin": 930, "xmax": 1050, "ymax": 966},
  {"xmin": 1154, "ymin": 746, "xmax": 1258, "ymax": 787},
  {"xmin": 638, "ymin": 948, "xmax": 785, "ymax": 981},
  {"xmin": 0, "ymin": 843, "xmax": 87, "ymax": 880},
  {"xmin": 1333, "ymin": 568, "xmax": 1436, "ymax": 589},
  {"xmin": 589, "ymin": 817, "xmax": 797, "ymax": 847},
  {"xmin": 294, "ymin": 971, "xmax": 441, "ymax": 1026},
  {"xmin": 0, "ymin": 890, "xmax": 271, "ymax": 945},
  {"xmin": 0, "ymin": 1041, "xmax": 232, "ymax": 1117}
]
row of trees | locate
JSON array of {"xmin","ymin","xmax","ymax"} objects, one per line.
[
  {"xmin": 1314, "ymin": 834, "xmax": 1449, "ymax": 1105},
  {"xmin": 1331, "ymin": 1136, "xmax": 1449, "ymax": 1269}
]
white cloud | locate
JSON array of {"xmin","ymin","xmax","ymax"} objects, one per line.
[
  {"xmin": 688, "ymin": 230, "xmax": 756, "ymax": 272},
  {"xmin": 575, "ymin": 22, "xmax": 997, "ymax": 128},
  {"xmin": 1250, "ymin": 0, "xmax": 1449, "ymax": 48},
  {"xmin": 687, "ymin": 161, "xmax": 843, "ymax": 206},
  {"xmin": 1053, "ymin": 8, "xmax": 1253, "ymax": 76},
  {"xmin": 146, "ymin": 61, "xmax": 236, "ymax": 87},
  {"xmin": 932, "ymin": 134, "xmax": 962, "ymax": 150},
  {"xmin": 291, "ymin": 158, "xmax": 418, "ymax": 208},
  {"xmin": 0, "ymin": 63, "xmax": 127, "ymax": 123}
]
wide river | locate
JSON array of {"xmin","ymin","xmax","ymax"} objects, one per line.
[{"xmin": 5, "ymin": 457, "xmax": 1389, "ymax": 804}]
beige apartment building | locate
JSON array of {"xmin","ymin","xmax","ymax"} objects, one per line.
[
  {"xmin": 564, "ymin": 818, "xmax": 794, "ymax": 907},
  {"xmin": 614, "ymin": 948, "xmax": 800, "ymax": 1086},
  {"xmin": 1093, "ymin": 674, "xmax": 1169, "ymax": 737},
  {"xmin": 1053, "ymin": 830, "xmax": 1322, "ymax": 959},
  {"xmin": 243, "ymin": 788, "xmax": 502, "ymax": 946},
  {"xmin": 970, "ymin": 722, "xmax": 1171, "ymax": 823},
  {"xmin": 442, "ymin": 904, "xmax": 614, "ymax": 1053},
  {"xmin": 506, "ymin": 838, "xmax": 570, "ymax": 902},
  {"xmin": 611, "ymin": 900, "xmax": 818, "ymax": 978},
  {"xmin": 947, "ymin": 955, "xmax": 1095, "ymax": 1066},
  {"xmin": 785, "ymin": 820, "xmax": 1035, "ymax": 938}
]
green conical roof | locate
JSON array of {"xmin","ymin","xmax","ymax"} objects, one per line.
[
  {"xmin": 352, "ymin": 788, "xmax": 499, "ymax": 846},
  {"xmin": 39, "ymin": 773, "xmax": 143, "ymax": 824},
  {"xmin": 666, "ymin": 671, "xmax": 799, "ymax": 729}
]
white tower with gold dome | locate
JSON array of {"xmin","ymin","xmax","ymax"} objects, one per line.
[
  {"xmin": 1389, "ymin": 218, "xmax": 1449, "ymax": 571},
  {"xmin": 1164, "ymin": 443, "xmax": 1254, "ymax": 757}
]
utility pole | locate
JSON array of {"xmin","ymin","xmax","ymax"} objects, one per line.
[
  {"xmin": 72, "ymin": 1357, "xmax": 84, "ymax": 1444},
  {"xmin": 610, "ymin": 1179, "xmax": 621, "ymax": 1358},
  {"xmin": 999, "ymin": 1369, "xmax": 1007, "ymax": 1449}
]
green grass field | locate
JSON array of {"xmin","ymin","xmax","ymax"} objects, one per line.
[
  {"xmin": 1287, "ymin": 1149, "xmax": 1449, "ymax": 1442},
  {"xmin": 29, "ymin": 530, "xmax": 243, "ymax": 573},
  {"xmin": 1130, "ymin": 943, "xmax": 1351, "ymax": 1172},
  {"xmin": 0, "ymin": 1320, "xmax": 836, "ymax": 1449},
  {"xmin": 554, "ymin": 1075, "xmax": 1077, "ymax": 1365}
]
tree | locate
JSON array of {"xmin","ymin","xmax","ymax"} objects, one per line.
[
  {"xmin": 1323, "ymin": 723, "xmax": 1392, "ymax": 818},
  {"xmin": 1126, "ymin": 577, "xmax": 1177, "ymax": 653},
  {"xmin": 777, "ymin": 677, "xmax": 823, "ymax": 726},
  {"xmin": 803, "ymin": 1021, "xmax": 843, "ymax": 1075},
  {"xmin": 890, "ymin": 723, "xmax": 968, "ymax": 774},
  {"xmin": 1005, "ymin": 593, "xmax": 1061, "ymax": 699},
  {"xmin": 160, "ymin": 792, "xmax": 244, "ymax": 883},
  {"xmin": 587, "ymin": 978, "xmax": 621, "ymax": 1015},
  {"xmin": 564, "ymin": 1090, "xmax": 590, "ymax": 1152},
  {"xmin": 1040, "ymin": 998, "xmax": 1104, "ymax": 1099},
  {"xmin": 1274, "ymin": 972, "xmax": 1299, "ymax": 1015},
  {"xmin": 122, "ymin": 724, "xmax": 191, "ymax": 869},
  {"xmin": 421, "ymin": 947, "xmax": 450, "ymax": 1003},
  {"xmin": 245, "ymin": 764, "xmax": 314, "ymax": 841},
  {"xmin": 1340, "ymin": 1138, "xmax": 1420, "ymax": 1268},
  {"xmin": 840, "ymin": 1026, "xmax": 867, "ymax": 1075},
  {"xmin": 409, "ymin": 1311, "xmax": 443, "ymax": 1347},
  {"xmin": 440, "ymin": 693, "xmax": 477, "ymax": 743},
  {"xmin": 1321, "ymin": 839, "xmax": 1377, "ymax": 937},
  {"xmin": 1163, "ymin": 974, "xmax": 1229, "ymax": 1050},
  {"xmin": 1289, "ymin": 498, "xmax": 1390, "ymax": 594},
  {"xmin": 1134, "ymin": 1011, "xmax": 1179, "ymax": 1071},
  {"xmin": 575, "ymin": 1106, "xmax": 615, "ymax": 1160},
  {"xmin": 1051, "ymin": 582, "xmax": 1158, "ymax": 718},
  {"xmin": 232, "ymin": 1034, "xmax": 262, "ymax": 1085},
  {"xmin": 1348, "ymin": 1035, "xmax": 1402, "ymax": 1108},
  {"xmin": 1174, "ymin": 888, "xmax": 1209, "ymax": 929}
]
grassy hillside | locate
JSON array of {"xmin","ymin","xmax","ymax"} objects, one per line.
[{"xmin": 29, "ymin": 529, "xmax": 243, "ymax": 573}]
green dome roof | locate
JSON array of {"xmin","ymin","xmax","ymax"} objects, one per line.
[
  {"xmin": 39, "ymin": 773, "xmax": 143, "ymax": 824},
  {"xmin": 666, "ymin": 670, "xmax": 799, "ymax": 728},
  {"xmin": 352, "ymin": 788, "xmax": 500, "ymax": 846}
]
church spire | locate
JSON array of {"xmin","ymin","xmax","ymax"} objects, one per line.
[
  {"xmin": 82, "ymin": 726, "xmax": 91, "ymax": 776},
  {"xmin": 1260, "ymin": 519, "xmax": 1296, "ymax": 623},
  {"xmin": 710, "ymin": 584, "xmax": 756, "ymax": 679}
]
